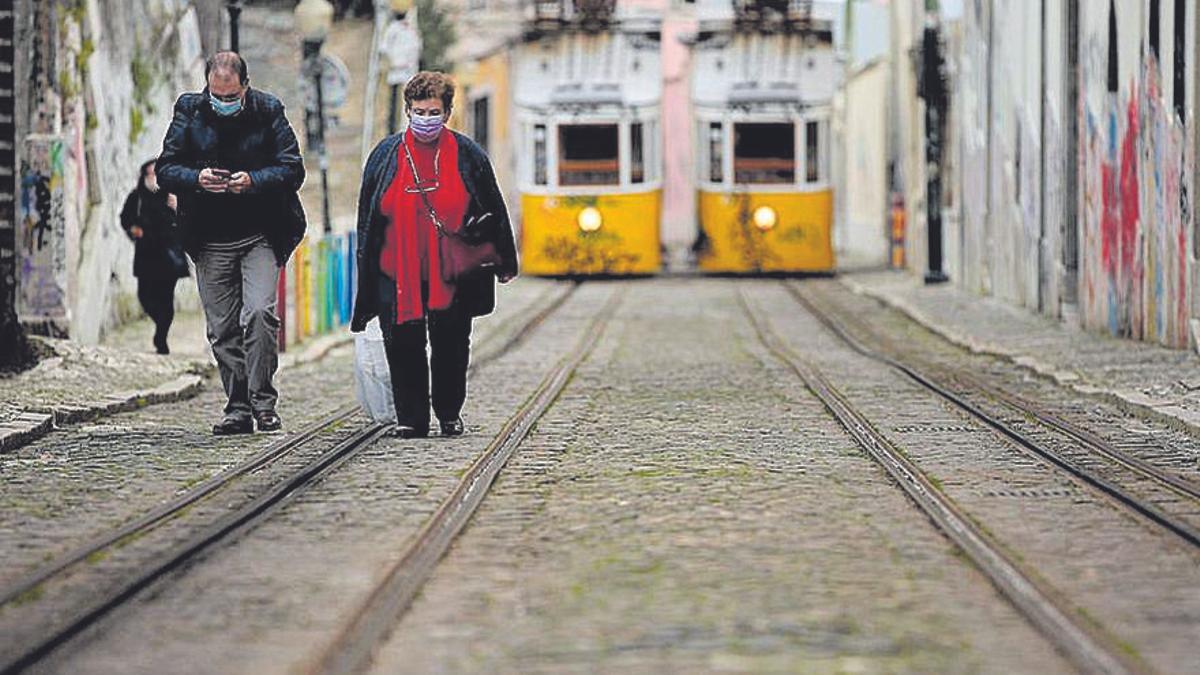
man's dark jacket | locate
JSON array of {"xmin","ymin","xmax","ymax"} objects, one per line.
[
  {"xmin": 156, "ymin": 88, "xmax": 307, "ymax": 266},
  {"xmin": 350, "ymin": 131, "xmax": 519, "ymax": 332}
]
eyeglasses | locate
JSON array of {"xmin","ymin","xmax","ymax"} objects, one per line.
[{"xmin": 211, "ymin": 89, "xmax": 244, "ymax": 102}]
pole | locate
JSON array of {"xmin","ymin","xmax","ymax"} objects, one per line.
[
  {"xmin": 388, "ymin": 83, "xmax": 400, "ymax": 135},
  {"xmin": 0, "ymin": 5, "xmax": 26, "ymax": 369},
  {"xmin": 227, "ymin": 1, "xmax": 242, "ymax": 52},
  {"xmin": 921, "ymin": 21, "xmax": 949, "ymax": 284},
  {"xmin": 314, "ymin": 46, "xmax": 332, "ymax": 235}
]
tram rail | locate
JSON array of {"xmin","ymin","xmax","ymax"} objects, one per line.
[
  {"xmin": 0, "ymin": 281, "xmax": 582, "ymax": 674},
  {"xmin": 788, "ymin": 281, "xmax": 1200, "ymax": 550},
  {"xmin": 314, "ymin": 287, "xmax": 625, "ymax": 674},
  {"xmin": 738, "ymin": 287, "xmax": 1140, "ymax": 675}
]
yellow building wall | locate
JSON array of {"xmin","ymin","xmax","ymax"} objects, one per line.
[
  {"xmin": 697, "ymin": 190, "xmax": 835, "ymax": 273},
  {"xmin": 452, "ymin": 51, "xmax": 516, "ymax": 209},
  {"xmin": 521, "ymin": 191, "xmax": 663, "ymax": 275}
]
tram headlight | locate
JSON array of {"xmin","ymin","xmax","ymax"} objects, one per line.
[
  {"xmin": 752, "ymin": 205, "xmax": 778, "ymax": 231},
  {"xmin": 578, "ymin": 206, "xmax": 603, "ymax": 232}
]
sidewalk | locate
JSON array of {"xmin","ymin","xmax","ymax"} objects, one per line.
[
  {"xmin": 0, "ymin": 310, "xmax": 351, "ymax": 453},
  {"xmin": 843, "ymin": 270, "xmax": 1200, "ymax": 435}
]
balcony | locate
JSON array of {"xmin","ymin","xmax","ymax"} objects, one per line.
[
  {"xmin": 733, "ymin": 0, "xmax": 815, "ymax": 31},
  {"xmin": 526, "ymin": 0, "xmax": 617, "ymax": 35}
]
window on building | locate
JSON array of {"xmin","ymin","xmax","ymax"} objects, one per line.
[
  {"xmin": 630, "ymin": 122, "xmax": 645, "ymax": 184},
  {"xmin": 733, "ymin": 122, "xmax": 794, "ymax": 184},
  {"xmin": 559, "ymin": 124, "xmax": 619, "ymax": 186},
  {"xmin": 534, "ymin": 124, "xmax": 548, "ymax": 186},
  {"xmin": 473, "ymin": 96, "xmax": 490, "ymax": 154},
  {"xmin": 709, "ymin": 122, "xmax": 724, "ymax": 183}
]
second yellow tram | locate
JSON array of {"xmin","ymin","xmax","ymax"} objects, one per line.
[{"xmin": 691, "ymin": 8, "xmax": 839, "ymax": 273}]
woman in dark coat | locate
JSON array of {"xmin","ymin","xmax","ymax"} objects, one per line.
[
  {"xmin": 120, "ymin": 159, "xmax": 190, "ymax": 354},
  {"xmin": 350, "ymin": 71, "xmax": 518, "ymax": 438}
]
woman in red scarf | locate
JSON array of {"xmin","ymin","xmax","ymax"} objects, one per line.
[{"xmin": 351, "ymin": 72, "xmax": 519, "ymax": 438}]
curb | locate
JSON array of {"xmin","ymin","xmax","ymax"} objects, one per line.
[
  {"xmin": 0, "ymin": 412, "xmax": 54, "ymax": 453},
  {"xmin": 1, "ymin": 373, "xmax": 205, "ymax": 453},
  {"xmin": 841, "ymin": 276, "xmax": 1200, "ymax": 439},
  {"xmin": 280, "ymin": 331, "xmax": 354, "ymax": 370},
  {"xmin": 0, "ymin": 331, "xmax": 352, "ymax": 454}
]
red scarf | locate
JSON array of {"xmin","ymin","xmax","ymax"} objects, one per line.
[{"xmin": 379, "ymin": 132, "xmax": 468, "ymax": 324}]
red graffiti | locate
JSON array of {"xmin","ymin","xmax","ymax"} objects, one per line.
[{"xmin": 1118, "ymin": 97, "xmax": 1140, "ymax": 278}]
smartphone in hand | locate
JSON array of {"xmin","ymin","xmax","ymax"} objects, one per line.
[{"xmin": 211, "ymin": 168, "xmax": 231, "ymax": 182}]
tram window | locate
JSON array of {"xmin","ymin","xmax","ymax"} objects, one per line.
[
  {"xmin": 559, "ymin": 124, "xmax": 620, "ymax": 186},
  {"xmin": 734, "ymin": 123, "xmax": 794, "ymax": 184},
  {"xmin": 534, "ymin": 124, "xmax": 548, "ymax": 186},
  {"xmin": 805, "ymin": 121, "xmax": 821, "ymax": 183},
  {"xmin": 631, "ymin": 122, "xmax": 645, "ymax": 184},
  {"xmin": 709, "ymin": 122, "xmax": 724, "ymax": 183}
]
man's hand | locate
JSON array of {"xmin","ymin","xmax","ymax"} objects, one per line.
[
  {"xmin": 199, "ymin": 168, "xmax": 228, "ymax": 193},
  {"xmin": 167, "ymin": 194, "xmax": 178, "ymax": 211},
  {"xmin": 130, "ymin": 226, "xmax": 144, "ymax": 239},
  {"xmin": 227, "ymin": 172, "xmax": 253, "ymax": 194}
]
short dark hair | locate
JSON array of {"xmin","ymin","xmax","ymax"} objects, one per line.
[
  {"xmin": 205, "ymin": 51, "xmax": 249, "ymax": 85},
  {"xmin": 403, "ymin": 71, "xmax": 455, "ymax": 112},
  {"xmin": 139, "ymin": 158, "xmax": 157, "ymax": 181}
]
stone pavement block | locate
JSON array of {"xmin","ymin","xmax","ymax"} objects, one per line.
[
  {"xmin": 0, "ymin": 413, "xmax": 53, "ymax": 453},
  {"xmin": 844, "ymin": 270, "xmax": 1200, "ymax": 437}
]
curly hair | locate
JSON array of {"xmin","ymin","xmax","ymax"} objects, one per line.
[{"xmin": 403, "ymin": 71, "xmax": 455, "ymax": 113}]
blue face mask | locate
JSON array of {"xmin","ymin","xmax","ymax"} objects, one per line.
[{"xmin": 210, "ymin": 93, "xmax": 243, "ymax": 117}]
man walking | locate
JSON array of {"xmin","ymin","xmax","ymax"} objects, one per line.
[{"xmin": 157, "ymin": 52, "xmax": 306, "ymax": 435}]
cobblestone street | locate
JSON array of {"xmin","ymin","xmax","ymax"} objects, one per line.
[{"xmin": 3, "ymin": 276, "xmax": 1199, "ymax": 673}]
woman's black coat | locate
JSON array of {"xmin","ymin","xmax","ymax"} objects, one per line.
[
  {"xmin": 119, "ymin": 187, "xmax": 189, "ymax": 280},
  {"xmin": 350, "ymin": 131, "xmax": 519, "ymax": 332}
]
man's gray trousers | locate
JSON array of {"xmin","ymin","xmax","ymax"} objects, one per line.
[{"xmin": 193, "ymin": 239, "xmax": 281, "ymax": 421}]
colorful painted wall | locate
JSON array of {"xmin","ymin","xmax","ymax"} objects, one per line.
[
  {"xmin": 1077, "ymin": 0, "xmax": 1196, "ymax": 348},
  {"xmin": 916, "ymin": 0, "xmax": 1199, "ymax": 350}
]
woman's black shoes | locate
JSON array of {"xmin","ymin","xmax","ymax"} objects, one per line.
[
  {"xmin": 392, "ymin": 424, "xmax": 429, "ymax": 439},
  {"xmin": 255, "ymin": 411, "xmax": 283, "ymax": 432},
  {"xmin": 212, "ymin": 417, "xmax": 254, "ymax": 435},
  {"xmin": 440, "ymin": 418, "xmax": 465, "ymax": 437},
  {"xmin": 388, "ymin": 421, "xmax": 461, "ymax": 438}
]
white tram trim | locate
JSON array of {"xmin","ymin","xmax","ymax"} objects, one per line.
[
  {"xmin": 694, "ymin": 107, "xmax": 832, "ymax": 193},
  {"xmin": 516, "ymin": 108, "xmax": 664, "ymax": 196}
]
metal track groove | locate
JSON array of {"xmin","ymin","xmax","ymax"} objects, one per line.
[
  {"xmin": 0, "ymin": 282, "xmax": 582, "ymax": 673},
  {"xmin": 314, "ymin": 287, "xmax": 625, "ymax": 675},
  {"xmin": 788, "ymin": 281, "xmax": 1200, "ymax": 549},
  {"xmin": 740, "ymin": 287, "xmax": 1139, "ymax": 675}
]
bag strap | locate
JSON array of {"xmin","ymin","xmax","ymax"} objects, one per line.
[{"xmin": 400, "ymin": 133, "xmax": 454, "ymax": 239}]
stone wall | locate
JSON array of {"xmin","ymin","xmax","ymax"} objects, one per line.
[{"xmin": 15, "ymin": 0, "xmax": 220, "ymax": 343}]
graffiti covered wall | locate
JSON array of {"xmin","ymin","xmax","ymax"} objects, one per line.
[
  {"xmin": 17, "ymin": 137, "xmax": 69, "ymax": 329},
  {"xmin": 924, "ymin": 0, "xmax": 1196, "ymax": 350},
  {"xmin": 1078, "ymin": 0, "xmax": 1194, "ymax": 348},
  {"xmin": 15, "ymin": 0, "xmax": 214, "ymax": 343}
]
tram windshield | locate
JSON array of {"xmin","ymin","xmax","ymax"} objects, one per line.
[
  {"xmin": 559, "ymin": 124, "xmax": 620, "ymax": 186},
  {"xmin": 733, "ymin": 123, "xmax": 795, "ymax": 184}
]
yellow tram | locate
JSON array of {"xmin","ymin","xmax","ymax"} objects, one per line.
[
  {"xmin": 515, "ymin": 5, "xmax": 664, "ymax": 276},
  {"xmin": 691, "ymin": 2, "xmax": 839, "ymax": 273}
]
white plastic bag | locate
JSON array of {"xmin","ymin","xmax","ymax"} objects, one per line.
[{"xmin": 354, "ymin": 318, "xmax": 397, "ymax": 423}]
